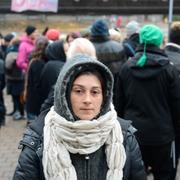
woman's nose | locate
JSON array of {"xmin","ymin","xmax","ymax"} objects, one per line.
[{"xmin": 83, "ymin": 92, "xmax": 92, "ymax": 103}]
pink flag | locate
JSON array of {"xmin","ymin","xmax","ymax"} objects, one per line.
[{"xmin": 11, "ymin": 0, "xmax": 58, "ymax": 12}]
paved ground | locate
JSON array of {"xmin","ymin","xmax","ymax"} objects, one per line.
[
  {"xmin": 0, "ymin": 93, "xmax": 26, "ymax": 180},
  {"xmin": 0, "ymin": 93, "xmax": 179, "ymax": 180}
]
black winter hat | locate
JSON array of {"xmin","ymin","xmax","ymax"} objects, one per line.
[
  {"xmin": 91, "ymin": 19, "xmax": 109, "ymax": 37},
  {"xmin": 4, "ymin": 33, "xmax": 14, "ymax": 42},
  {"xmin": 25, "ymin": 25, "xmax": 36, "ymax": 36}
]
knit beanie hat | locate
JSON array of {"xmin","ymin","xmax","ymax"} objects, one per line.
[
  {"xmin": 126, "ymin": 21, "xmax": 139, "ymax": 37},
  {"xmin": 80, "ymin": 27, "xmax": 91, "ymax": 38},
  {"xmin": 170, "ymin": 21, "xmax": 180, "ymax": 45},
  {"xmin": 4, "ymin": 33, "xmax": 15, "ymax": 42},
  {"xmin": 136, "ymin": 24, "xmax": 163, "ymax": 67},
  {"xmin": 45, "ymin": 29, "xmax": 60, "ymax": 41},
  {"xmin": 91, "ymin": 19, "xmax": 109, "ymax": 37},
  {"xmin": 25, "ymin": 25, "xmax": 36, "ymax": 36}
]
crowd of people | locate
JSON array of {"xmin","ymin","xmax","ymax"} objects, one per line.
[{"xmin": 0, "ymin": 18, "xmax": 180, "ymax": 180}]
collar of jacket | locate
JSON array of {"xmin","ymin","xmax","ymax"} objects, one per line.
[
  {"xmin": 165, "ymin": 42, "xmax": 180, "ymax": 53},
  {"xmin": 136, "ymin": 44, "xmax": 167, "ymax": 57},
  {"xmin": 91, "ymin": 36, "xmax": 110, "ymax": 42},
  {"xmin": 128, "ymin": 33, "xmax": 139, "ymax": 41}
]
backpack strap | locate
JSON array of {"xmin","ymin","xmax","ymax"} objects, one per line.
[{"xmin": 124, "ymin": 42, "xmax": 136, "ymax": 56}]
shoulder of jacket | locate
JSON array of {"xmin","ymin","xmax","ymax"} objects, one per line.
[
  {"xmin": 117, "ymin": 117, "xmax": 137, "ymax": 135},
  {"xmin": 108, "ymin": 40, "xmax": 123, "ymax": 48},
  {"xmin": 18, "ymin": 127, "xmax": 43, "ymax": 156},
  {"xmin": 6, "ymin": 51, "xmax": 18, "ymax": 58}
]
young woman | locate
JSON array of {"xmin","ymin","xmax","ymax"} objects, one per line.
[
  {"xmin": 13, "ymin": 54, "xmax": 146, "ymax": 180},
  {"xmin": 25, "ymin": 36, "xmax": 49, "ymax": 122}
]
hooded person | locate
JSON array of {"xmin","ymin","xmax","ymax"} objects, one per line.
[
  {"xmin": 114, "ymin": 24, "xmax": 180, "ymax": 180},
  {"xmin": 13, "ymin": 54, "xmax": 127, "ymax": 180},
  {"xmin": 38, "ymin": 40, "xmax": 66, "ymax": 109}
]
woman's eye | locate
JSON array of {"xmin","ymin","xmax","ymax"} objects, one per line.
[
  {"xmin": 74, "ymin": 89, "xmax": 83, "ymax": 94},
  {"xmin": 92, "ymin": 90, "xmax": 101, "ymax": 95}
]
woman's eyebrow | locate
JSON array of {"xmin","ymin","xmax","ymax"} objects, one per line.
[
  {"xmin": 72, "ymin": 84, "xmax": 84, "ymax": 88},
  {"xmin": 73, "ymin": 84, "xmax": 101, "ymax": 89}
]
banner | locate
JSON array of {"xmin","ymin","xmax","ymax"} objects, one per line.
[{"xmin": 11, "ymin": 0, "xmax": 58, "ymax": 12}]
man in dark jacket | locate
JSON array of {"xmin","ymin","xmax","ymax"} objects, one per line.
[
  {"xmin": 164, "ymin": 21, "xmax": 180, "ymax": 179},
  {"xmin": 13, "ymin": 55, "xmax": 146, "ymax": 180},
  {"xmin": 114, "ymin": 24, "xmax": 180, "ymax": 180},
  {"xmin": 90, "ymin": 19, "xmax": 127, "ymax": 76}
]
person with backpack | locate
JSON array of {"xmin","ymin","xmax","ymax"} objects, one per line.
[{"xmin": 122, "ymin": 21, "xmax": 140, "ymax": 59}]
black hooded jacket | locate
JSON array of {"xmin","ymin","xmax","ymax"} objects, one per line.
[
  {"xmin": 114, "ymin": 45, "xmax": 180, "ymax": 145},
  {"xmin": 38, "ymin": 40, "xmax": 65, "ymax": 106}
]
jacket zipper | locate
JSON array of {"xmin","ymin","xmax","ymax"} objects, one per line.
[{"xmin": 85, "ymin": 154, "xmax": 90, "ymax": 180}]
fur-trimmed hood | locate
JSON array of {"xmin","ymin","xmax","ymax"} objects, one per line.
[{"xmin": 54, "ymin": 54, "xmax": 114, "ymax": 121}]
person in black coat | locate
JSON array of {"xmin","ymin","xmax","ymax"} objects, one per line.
[
  {"xmin": 164, "ymin": 21, "xmax": 180, "ymax": 179},
  {"xmin": 5, "ymin": 37, "xmax": 24, "ymax": 120},
  {"xmin": 25, "ymin": 36, "xmax": 49, "ymax": 122},
  {"xmin": 114, "ymin": 24, "xmax": 180, "ymax": 180},
  {"xmin": 90, "ymin": 19, "xmax": 127, "ymax": 76},
  {"xmin": 13, "ymin": 55, "xmax": 146, "ymax": 180},
  {"xmin": 38, "ymin": 40, "xmax": 66, "ymax": 112}
]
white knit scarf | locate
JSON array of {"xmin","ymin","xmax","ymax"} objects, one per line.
[{"xmin": 43, "ymin": 104, "xmax": 126, "ymax": 180}]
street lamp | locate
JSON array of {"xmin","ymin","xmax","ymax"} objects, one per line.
[{"xmin": 168, "ymin": 0, "xmax": 174, "ymax": 42}]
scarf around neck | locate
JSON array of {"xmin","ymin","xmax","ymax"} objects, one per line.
[{"xmin": 43, "ymin": 104, "xmax": 126, "ymax": 180}]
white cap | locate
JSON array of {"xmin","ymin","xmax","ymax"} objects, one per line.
[{"xmin": 126, "ymin": 21, "xmax": 140, "ymax": 37}]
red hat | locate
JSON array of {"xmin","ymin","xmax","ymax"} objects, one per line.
[{"xmin": 45, "ymin": 29, "xmax": 60, "ymax": 41}]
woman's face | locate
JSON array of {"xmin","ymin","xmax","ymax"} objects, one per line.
[
  {"xmin": 70, "ymin": 74, "xmax": 103, "ymax": 120},
  {"xmin": 30, "ymin": 29, "xmax": 39, "ymax": 41}
]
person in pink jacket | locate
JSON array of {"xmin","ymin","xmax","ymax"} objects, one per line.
[{"xmin": 16, "ymin": 25, "xmax": 37, "ymax": 73}]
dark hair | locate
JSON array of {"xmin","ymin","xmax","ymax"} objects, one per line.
[
  {"xmin": 67, "ymin": 68, "xmax": 105, "ymax": 120},
  {"xmin": 31, "ymin": 36, "xmax": 49, "ymax": 61},
  {"xmin": 66, "ymin": 32, "xmax": 79, "ymax": 43},
  {"xmin": 74, "ymin": 70, "xmax": 105, "ymax": 94},
  {"xmin": 25, "ymin": 25, "xmax": 36, "ymax": 36}
]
